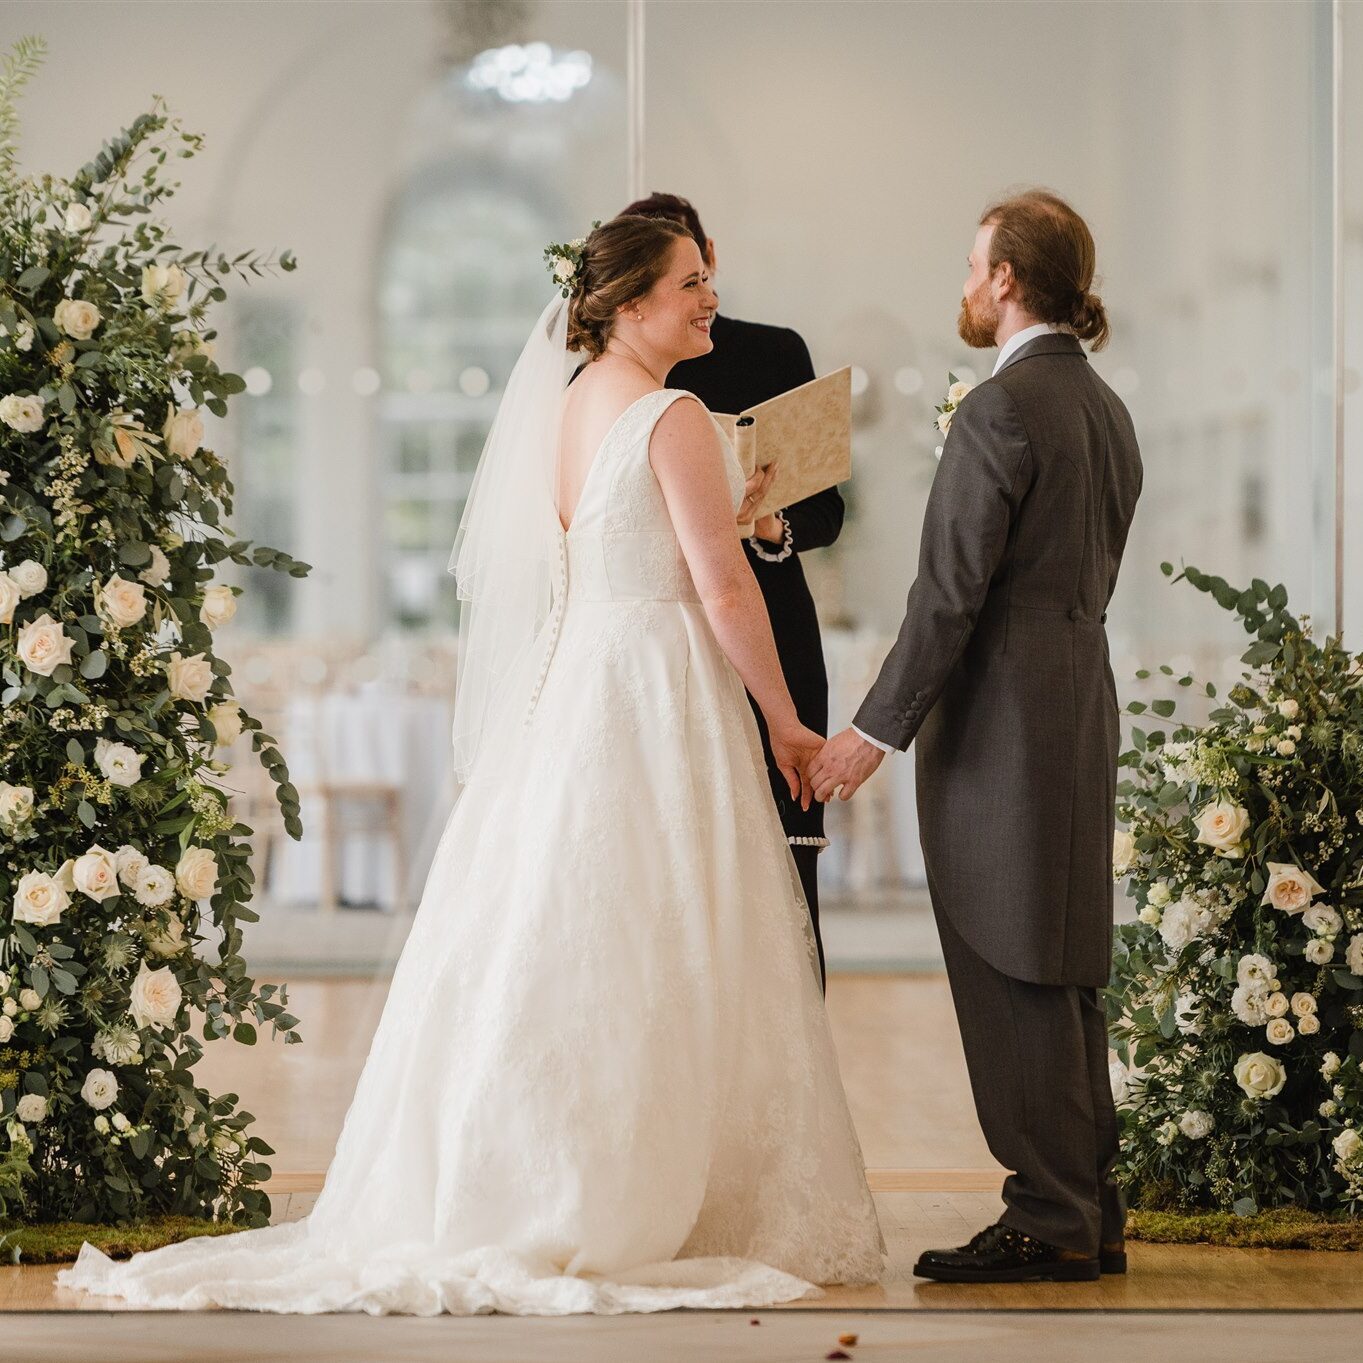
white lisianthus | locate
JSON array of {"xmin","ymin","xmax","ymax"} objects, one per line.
[
  {"xmin": 64, "ymin": 201, "xmax": 92, "ymax": 232},
  {"xmin": 12, "ymin": 870, "xmax": 69, "ymax": 927},
  {"xmin": 73, "ymin": 845, "xmax": 121, "ymax": 902},
  {"xmin": 133, "ymin": 864, "xmax": 176, "ymax": 908},
  {"xmin": 163, "ymin": 405, "xmax": 205, "ymax": 460},
  {"xmin": 52, "ymin": 297, "xmax": 102, "ymax": 341},
  {"xmin": 112, "ymin": 1112, "xmax": 131, "ymax": 1134},
  {"xmin": 1264, "ymin": 991, "xmax": 1290, "ymax": 1018},
  {"xmin": 113, "ymin": 845, "xmax": 149, "ymax": 888},
  {"xmin": 1303, "ymin": 902, "xmax": 1343, "ymax": 938},
  {"xmin": 145, "ymin": 913, "xmax": 186, "ymax": 958},
  {"xmin": 1193, "ymin": 801, "xmax": 1250, "ymax": 858},
  {"xmin": 1235, "ymin": 1051, "xmax": 1287, "ymax": 1100},
  {"xmin": 1265, "ymin": 1017, "xmax": 1295, "ymax": 1045},
  {"xmin": 1231, "ymin": 984, "xmax": 1270, "ymax": 1026},
  {"xmin": 1112, "ymin": 827, "xmax": 1136, "ymax": 875},
  {"xmin": 175, "ymin": 846, "xmax": 218, "ymax": 902},
  {"xmin": 0, "ymin": 1017, "xmax": 12, "ymax": 1043},
  {"xmin": 1298, "ymin": 1014, "xmax": 1320, "ymax": 1036},
  {"xmin": 199, "ymin": 583, "xmax": 237, "ymax": 629},
  {"xmin": 0, "ymin": 782, "xmax": 34, "ymax": 832},
  {"xmin": 1158, "ymin": 897, "xmax": 1211, "ymax": 952},
  {"xmin": 1276, "ymin": 698, "xmax": 1300, "ymax": 719},
  {"xmin": 1290, "ymin": 992, "xmax": 1317, "ymax": 1018},
  {"xmin": 93, "ymin": 1114, "xmax": 110, "ymax": 1134},
  {"xmin": 80, "ymin": 1068, "xmax": 118, "ymax": 1110},
  {"xmin": 0, "ymin": 393, "xmax": 46, "ymax": 433},
  {"xmin": 0, "ymin": 572, "xmax": 18, "ymax": 625},
  {"xmin": 128, "ymin": 958, "xmax": 183, "ymax": 1030},
  {"xmin": 166, "ymin": 651, "xmax": 214, "ymax": 703},
  {"xmin": 1333, "ymin": 1129, "xmax": 1363, "ymax": 1166},
  {"xmin": 141, "ymin": 262, "xmax": 186, "ymax": 310},
  {"xmin": 16, "ymin": 613, "xmax": 76, "ymax": 677},
  {"xmin": 18, "ymin": 988, "xmax": 40, "ymax": 1012},
  {"xmin": 8, "ymin": 559, "xmax": 46, "ymax": 597},
  {"xmin": 139, "ymin": 544, "xmax": 172, "ymax": 589},
  {"xmin": 1346, "ymin": 934, "xmax": 1363, "ymax": 977},
  {"xmin": 15, "ymin": 1093, "xmax": 47, "ymax": 1124},
  {"xmin": 1305, "ymin": 938, "xmax": 1335, "ymax": 966},
  {"xmin": 1322, "ymin": 1051, "xmax": 1343, "ymax": 1079},
  {"xmin": 1260, "ymin": 862, "xmax": 1325, "ymax": 914},
  {"xmin": 207, "ymin": 701, "xmax": 243, "ymax": 746},
  {"xmin": 95, "ymin": 738, "xmax": 144, "ymax": 788},
  {"xmin": 1179, "ymin": 1109, "xmax": 1214, "ymax": 1140},
  {"xmin": 1148, "ymin": 883, "xmax": 1172, "ymax": 909},
  {"xmin": 95, "ymin": 574, "xmax": 148, "ymax": 630}
]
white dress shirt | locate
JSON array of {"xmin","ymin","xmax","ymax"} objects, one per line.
[{"xmin": 851, "ymin": 323, "xmax": 1061, "ymax": 755}]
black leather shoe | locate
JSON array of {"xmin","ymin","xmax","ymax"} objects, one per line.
[
  {"xmin": 1100, "ymin": 1240, "xmax": 1127, "ymax": 1274},
  {"xmin": 913, "ymin": 1221, "xmax": 1100, "ymax": 1283}
]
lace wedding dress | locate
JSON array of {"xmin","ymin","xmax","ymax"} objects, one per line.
[{"xmin": 58, "ymin": 388, "xmax": 884, "ymax": 1315}]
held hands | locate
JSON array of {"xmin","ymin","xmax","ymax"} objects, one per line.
[
  {"xmin": 768, "ymin": 718, "xmax": 825, "ymax": 813},
  {"xmin": 810, "ymin": 727, "xmax": 886, "ymax": 803}
]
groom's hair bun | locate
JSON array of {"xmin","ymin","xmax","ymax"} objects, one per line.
[
  {"xmin": 567, "ymin": 214, "xmax": 694, "ymax": 359},
  {"xmin": 980, "ymin": 190, "xmax": 1110, "ymax": 351}
]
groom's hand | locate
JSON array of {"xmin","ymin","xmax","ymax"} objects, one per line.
[{"xmin": 810, "ymin": 728, "xmax": 885, "ymax": 803}]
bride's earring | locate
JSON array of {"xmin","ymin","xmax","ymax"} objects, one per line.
[{"xmin": 633, "ymin": 310, "xmax": 643, "ymax": 322}]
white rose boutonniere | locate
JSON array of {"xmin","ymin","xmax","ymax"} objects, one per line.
[{"xmin": 932, "ymin": 372, "xmax": 974, "ymax": 459}]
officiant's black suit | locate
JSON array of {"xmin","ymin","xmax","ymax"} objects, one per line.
[
  {"xmin": 854, "ymin": 332, "xmax": 1142, "ymax": 1255},
  {"xmin": 669, "ymin": 313, "xmax": 844, "ymax": 983}
]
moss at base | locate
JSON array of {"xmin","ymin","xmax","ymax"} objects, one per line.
[
  {"xmin": 1127, "ymin": 1207, "xmax": 1363, "ymax": 1251},
  {"xmin": 0, "ymin": 1215, "xmax": 247, "ymax": 1265}
]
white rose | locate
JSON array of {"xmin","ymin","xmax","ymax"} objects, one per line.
[
  {"xmin": 1322, "ymin": 1051, "xmax": 1343, "ymax": 1078},
  {"xmin": 114, "ymin": 845, "xmax": 149, "ymax": 888},
  {"xmin": 1303, "ymin": 903, "xmax": 1343, "ymax": 938},
  {"xmin": 15, "ymin": 1093, "xmax": 47, "ymax": 1124},
  {"xmin": 1108, "ymin": 1059, "xmax": 1131, "ymax": 1104},
  {"xmin": 552, "ymin": 256, "xmax": 574, "ymax": 282},
  {"xmin": 0, "ymin": 393, "xmax": 46, "ymax": 433},
  {"xmin": 8, "ymin": 559, "xmax": 46, "ymax": 597},
  {"xmin": 1346, "ymin": 934, "xmax": 1363, "ymax": 977},
  {"xmin": 12, "ymin": 871, "xmax": 69, "ymax": 927},
  {"xmin": 141, "ymin": 262, "xmax": 186, "ymax": 310},
  {"xmin": 128, "ymin": 958, "xmax": 183, "ymax": 1030},
  {"xmin": 1333, "ymin": 1129, "xmax": 1362, "ymax": 1165},
  {"xmin": 163, "ymin": 406, "xmax": 205, "ymax": 460},
  {"xmin": 0, "ymin": 572, "xmax": 18, "ymax": 625},
  {"xmin": 175, "ymin": 846, "xmax": 218, "ymax": 902},
  {"xmin": 93, "ymin": 1113, "xmax": 110, "ymax": 1134},
  {"xmin": 1265, "ymin": 1017, "xmax": 1295, "ymax": 1045},
  {"xmin": 0, "ymin": 782, "xmax": 34, "ymax": 831},
  {"xmin": 94, "ymin": 738, "xmax": 144, "ymax": 788},
  {"xmin": 935, "ymin": 409, "xmax": 953, "ymax": 435},
  {"xmin": 948, "ymin": 381, "xmax": 973, "ymax": 404},
  {"xmin": 1158, "ymin": 898, "xmax": 1211, "ymax": 952},
  {"xmin": 1231, "ymin": 984, "xmax": 1270, "ymax": 1026},
  {"xmin": 1305, "ymin": 938, "xmax": 1335, "ymax": 966},
  {"xmin": 1235, "ymin": 1051, "xmax": 1287, "ymax": 1099},
  {"xmin": 139, "ymin": 545, "xmax": 171, "ymax": 589},
  {"xmin": 16, "ymin": 613, "xmax": 76, "ymax": 677},
  {"xmin": 1298, "ymin": 1014, "xmax": 1320, "ymax": 1036},
  {"xmin": 95, "ymin": 574, "xmax": 148, "ymax": 630},
  {"xmin": 166, "ymin": 651, "xmax": 214, "ymax": 703},
  {"xmin": 207, "ymin": 701, "xmax": 243, "ymax": 746},
  {"xmin": 199, "ymin": 583, "xmax": 237, "ymax": 629},
  {"xmin": 1138, "ymin": 905, "xmax": 1161, "ymax": 926},
  {"xmin": 1321, "ymin": 1100, "xmax": 1338, "ymax": 1118},
  {"xmin": 1148, "ymin": 883, "xmax": 1172, "ymax": 908},
  {"xmin": 1264, "ymin": 990, "xmax": 1290, "ymax": 1018},
  {"xmin": 0, "ymin": 1017, "xmax": 12, "ymax": 1043},
  {"xmin": 1179, "ymin": 1109, "xmax": 1214, "ymax": 1140},
  {"xmin": 1276, "ymin": 698, "xmax": 1300, "ymax": 719},
  {"xmin": 64, "ymin": 201, "xmax": 92, "ymax": 232},
  {"xmin": 2, "ymin": 999, "xmax": 15, "ymax": 1016},
  {"xmin": 52, "ymin": 298, "xmax": 102, "ymax": 341},
  {"xmin": 81, "ymin": 1068, "xmax": 118, "ymax": 1110},
  {"xmin": 18, "ymin": 987, "xmax": 40, "ymax": 1012},
  {"xmin": 1113, "ymin": 828, "xmax": 1135, "ymax": 875},
  {"xmin": 1261, "ymin": 862, "xmax": 1325, "ymax": 915},
  {"xmin": 1291, "ymin": 992, "xmax": 1317, "ymax": 1017},
  {"xmin": 145, "ymin": 913, "xmax": 186, "ymax": 958},
  {"xmin": 1193, "ymin": 801, "xmax": 1250, "ymax": 858},
  {"xmin": 133, "ymin": 864, "xmax": 175, "ymax": 909},
  {"xmin": 73, "ymin": 845, "xmax": 121, "ymax": 902},
  {"xmin": 1276, "ymin": 739, "xmax": 1296, "ymax": 757},
  {"xmin": 1285, "ymin": 725, "xmax": 1302, "ymax": 741}
]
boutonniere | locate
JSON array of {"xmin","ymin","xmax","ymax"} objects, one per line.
[{"xmin": 932, "ymin": 373, "xmax": 974, "ymax": 459}]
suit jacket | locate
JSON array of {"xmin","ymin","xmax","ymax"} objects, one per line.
[
  {"xmin": 854, "ymin": 333, "xmax": 1143, "ymax": 986},
  {"xmin": 669, "ymin": 313, "xmax": 845, "ymax": 840}
]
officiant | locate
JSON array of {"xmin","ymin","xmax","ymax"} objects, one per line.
[{"xmin": 620, "ymin": 192, "xmax": 844, "ymax": 987}]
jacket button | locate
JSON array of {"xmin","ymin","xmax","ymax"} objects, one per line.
[{"xmin": 1069, "ymin": 607, "xmax": 1082, "ymax": 621}]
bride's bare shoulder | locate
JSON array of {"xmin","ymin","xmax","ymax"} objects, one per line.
[{"xmin": 650, "ymin": 391, "xmax": 721, "ymax": 469}]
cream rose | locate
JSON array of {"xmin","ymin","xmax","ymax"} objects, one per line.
[
  {"xmin": 1334, "ymin": 1129, "xmax": 1363, "ymax": 1165},
  {"xmin": 1234, "ymin": 1051, "xmax": 1287, "ymax": 1100},
  {"xmin": 1148, "ymin": 882, "xmax": 1172, "ymax": 908},
  {"xmin": 146, "ymin": 913, "xmax": 186, "ymax": 958},
  {"xmin": 18, "ymin": 987, "xmax": 40, "ymax": 1012},
  {"xmin": 0, "ymin": 782, "xmax": 34, "ymax": 831},
  {"xmin": 64, "ymin": 201, "xmax": 92, "ymax": 233},
  {"xmin": 141, "ymin": 262, "xmax": 186, "ymax": 309},
  {"xmin": 199, "ymin": 583, "xmax": 237, "ymax": 629},
  {"xmin": 96, "ymin": 574, "xmax": 148, "ymax": 630},
  {"xmin": 1264, "ymin": 991, "xmax": 1290, "ymax": 1018},
  {"xmin": 207, "ymin": 701, "xmax": 243, "ymax": 746},
  {"xmin": 114, "ymin": 845, "xmax": 149, "ymax": 887},
  {"xmin": 0, "ymin": 1017, "xmax": 12, "ymax": 1043},
  {"xmin": 1276, "ymin": 698, "xmax": 1300, "ymax": 719},
  {"xmin": 133, "ymin": 864, "xmax": 175, "ymax": 908},
  {"xmin": 12, "ymin": 871, "xmax": 69, "ymax": 927},
  {"xmin": 1265, "ymin": 1017, "xmax": 1295, "ymax": 1045},
  {"xmin": 175, "ymin": 846, "xmax": 218, "ymax": 902},
  {"xmin": 1193, "ymin": 800, "xmax": 1250, "ymax": 857},
  {"xmin": 1346, "ymin": 934, "xmax": 1363, "ymax": 976},
  {"xmin": 139, "ymin": 545, "xmax": 171, "ymax": 589},
  {"xmin": 0, "ymin": 572, "xmax": 18, "ymax": 625},
  {"xmin": 0, "ymin": 393, "xmax": 45, "ymax": 433},
  {"xmin": 1261, "ymin": 861, "xmax": 1325, "ymax": 914},
  {"xmin": 95, "ymin": 738, "xmax": 144, "ymax": 788},
  {"xmin": 166, "ymin": 651, "xmax": 214, "ymax": 703},
  {"xmin": 129, "ymin": 958, "xmax": 182, "ymax": 1030},
  {"xmin": 948, "ymin": 381, "xmax": 973, "ymax": 404},
  {"xmin": 53, "ymin": 298, "xmax": 102, "ymax": 341},
  {"xmin": 15, "ymin": 1093, "xmax": 47, "ymax": 1124},
  {"xmin": 80, "ymin": 1068, "xmax": 118, "ymax": 1110},
  {"xmin": 73, "ymin": 846, "xmax": 121, "ymax": 902},
  {"xmin": 1291, "ymin": 992, "xmax": 1317, "ymax": 1017},
  {"xmin": 1298, "ymin": 1014, "xmax": 1320, "ymax": 1036},
  {"xmin": 1113, "ymin": 827, "xmax": 1135, "ymax": 875},
  {"xmin": 7, "ymin": 559, "xmax": 46, "ymax": 598},
  {"xmin": 16, "ymin": 613, "xmax": 76, "ymax": 677},
  {"xmin": 163, "ymin": 405, "xmax": 205, "ymax": 460}
]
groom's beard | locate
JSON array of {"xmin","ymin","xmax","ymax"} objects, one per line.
[{"xmin": 957, "ymin": 282, "xmax": 999, "ymax": 349}]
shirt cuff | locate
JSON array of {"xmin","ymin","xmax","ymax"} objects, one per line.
[
  {"xmin": 852, "ymin": 724, "xmax": 896, "ymax": 754},
  {"xmin": 747, "ymin": 510, "xmax": 793, "ymax": 562}
]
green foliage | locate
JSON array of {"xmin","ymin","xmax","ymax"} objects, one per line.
[
  {"xmin": 0, "ymin": 43, "xmax": 304, "ymax": 1225},
  {"xmin": 1126, "ymin": 1205, "xmax": 1363, "ymax": 1251},
  {"xmin": 1110, "ymin": 564, "xmax": 1363, "ymax": 1216}
]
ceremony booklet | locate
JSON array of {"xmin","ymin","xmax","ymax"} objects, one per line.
[{"xmin": 712, "ymin": 366, "xmax": 853, "ymax": 536}]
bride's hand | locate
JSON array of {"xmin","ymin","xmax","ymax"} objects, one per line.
[
  {"xmin": 737, "ymin": 461, "xmax": 778, "ymax": 525},
  {"xmin": 769, "ymin": 720, "xmax": 824, "ymax": 812}
]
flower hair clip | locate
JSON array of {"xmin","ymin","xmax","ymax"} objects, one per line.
[{"xmin": 543, "ymin": 221, "xmax": 599, "ymax": 298}]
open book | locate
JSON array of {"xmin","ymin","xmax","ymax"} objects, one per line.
[{"xmin": 711, "ymin": 367, "xmax": 852, "ymax": 537}]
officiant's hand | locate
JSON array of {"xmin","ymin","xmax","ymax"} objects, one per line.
[
  {"xmin": 810, "ymin": 727, "xmax": 885, "ymax": 802},
  {"xmin": 738, "ymin": 461, "xmax": 778, "ymax": 526},
  {"xmin": 769, "ymin": 717, "xmax": 823, "ymax": 812}
]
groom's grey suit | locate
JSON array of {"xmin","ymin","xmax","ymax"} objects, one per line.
[{"xmin": 854, "ymin": 331, "xmax": 1142, "ymax": 1253}]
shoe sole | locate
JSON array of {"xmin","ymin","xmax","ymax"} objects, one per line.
[
  {"xmin": 1101, "ymin": 1252, "xmax": 1127, "ymax": 1275},
  {"xmin": 914, "ymin": 1258, "xmax": 1101, "ymax": 1284}
]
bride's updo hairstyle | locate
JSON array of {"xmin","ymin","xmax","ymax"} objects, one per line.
[
  {"xmin": 567, "ymin": 214, "xmax": 694, "ymax": 359},
  {"xmin": 980, "ymin": 190, "xmax": 1110, "ymax": 351}
]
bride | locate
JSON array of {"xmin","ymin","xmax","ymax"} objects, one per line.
[{"xmin": 57, "ymin": 213, "xmax": 884, "ymax": 1315}]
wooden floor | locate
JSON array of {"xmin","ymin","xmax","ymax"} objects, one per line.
[{"xmin": 4, "ymin": 973, "xmax": 1360, "ymax": 1333}]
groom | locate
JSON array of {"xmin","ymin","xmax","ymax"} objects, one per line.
[{"xmin": 811, "ymin": 190, "xmax": 1143, "ymax": 1282}]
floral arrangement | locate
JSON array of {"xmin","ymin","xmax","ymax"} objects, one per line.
[
  {"xmin": 542, "ymin": 221, "xmax": 597, "ymax": 298},
  {"xmin": 0, "ymin": 37, "xmax": 306, "ymax": 1226},
  {"xmin": 933, "ymin": 373, "xmax": 972, "ymax": 459},
  {"xmin": 1110, "ymin": 563, "xmax": 1363, "ymax": 1216}
]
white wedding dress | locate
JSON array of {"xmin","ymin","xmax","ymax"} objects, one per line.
[{"xmin": 58, "ymin": 388, "xmax": 884, "ymax": 1315}]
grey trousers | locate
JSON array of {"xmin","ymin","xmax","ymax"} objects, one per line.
[{"xmin": 934, "ymin": 905, "xmax": 1125, "ymax": 1255}]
